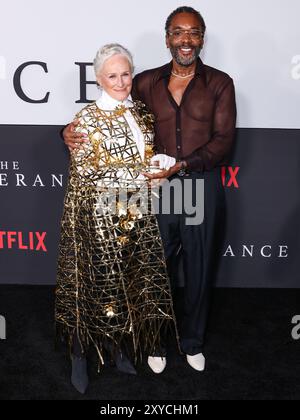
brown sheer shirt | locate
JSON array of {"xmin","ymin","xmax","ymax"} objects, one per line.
[{"xmin": 132, "ymin": 58, "xmax": 236, "ymax": 172}]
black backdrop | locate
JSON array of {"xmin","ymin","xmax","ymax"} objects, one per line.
[{"xmin": 0, "ymin": 126, "xmax": 299, "ymax": 287}]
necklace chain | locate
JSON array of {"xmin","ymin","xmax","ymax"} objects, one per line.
[{"xmin": 171, "ymin": 71, "xmax": 195, "ymax": 79}]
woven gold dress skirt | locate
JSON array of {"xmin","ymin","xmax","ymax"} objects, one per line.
[{"xmin": 55, "ymin": 102, "xmax": 178, "ymax": 368}]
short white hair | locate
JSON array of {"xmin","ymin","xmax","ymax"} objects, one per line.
[{"xmin": 93, "ymin": 43, "xmax": 134, "ymax": 76}]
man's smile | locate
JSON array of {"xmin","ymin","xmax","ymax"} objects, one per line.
[{"xmin": 178, "ymin": 47, "xmax": 193, "ymax": 55}]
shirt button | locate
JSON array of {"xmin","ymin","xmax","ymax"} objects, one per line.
[
  {"xmin": 177, "ymin": 128, "xmax": 181, "ymax": 132},
  {"xmin": 177, "ymin": 146, "xmax": 181, "ymax": 150}
]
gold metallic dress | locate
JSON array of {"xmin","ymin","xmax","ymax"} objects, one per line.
[{"xmin": 55, "ymin": 101, "xmax": 178, "ymax": 368}]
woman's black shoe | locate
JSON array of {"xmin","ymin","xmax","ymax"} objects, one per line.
[{"xmin": 71, "ymin": 355, "xmax": 89, "ymax": 394}]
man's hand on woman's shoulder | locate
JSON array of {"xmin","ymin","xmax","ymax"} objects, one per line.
[{"xmin": 63, "ymin": 120, "xmax": 89, "ymax": 152}]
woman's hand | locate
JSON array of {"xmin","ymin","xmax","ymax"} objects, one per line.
[
  {"xmin": 63, "ymin": 120, "xmax": 89, "ymax": 152},
  {"xmin": 150, "ymin": 154, "xmax": 176, "ymax": 171}
]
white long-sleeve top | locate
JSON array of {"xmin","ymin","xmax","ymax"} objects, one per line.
[{"xmin": 96, "ymin": 90, "xmax": 145, "ymax": 161}]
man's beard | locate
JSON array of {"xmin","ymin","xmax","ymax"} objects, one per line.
[{"xmin": 170, "ymin": 45, "xmax": 201, "ymax": 67}]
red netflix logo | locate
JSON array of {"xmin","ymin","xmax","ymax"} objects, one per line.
[
  {"xmin": 221, "ymin": 166, "xmax": 240, "ymax": 188},
  {"xmin": 0, "ymin": 231, "xmax": 47, "ymax": 252}
]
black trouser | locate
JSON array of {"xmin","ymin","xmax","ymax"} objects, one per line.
[{"xmin": 156, "ymin": 168, "xmax": 225, "ymax": 355}]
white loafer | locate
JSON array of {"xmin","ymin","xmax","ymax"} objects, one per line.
[
  {"xmin": 147, "ymin": 356, "xmax": 167, "ymax": 374},
  {"xmin": 186, "ymin": 353, "xmax": 206, "ymax": 371}
]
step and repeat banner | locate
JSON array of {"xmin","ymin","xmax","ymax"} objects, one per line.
[{"xmin": 0, "ymin": 0, "xmax": 299, "ymax": 287}]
